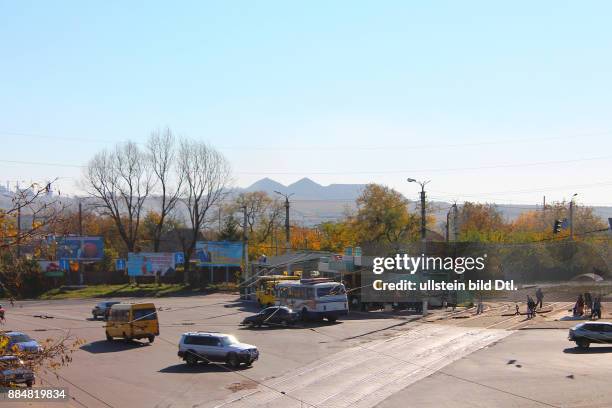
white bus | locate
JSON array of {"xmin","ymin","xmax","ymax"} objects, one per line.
[{"xmin": 275, "ymin": 279, "xmax": 348, "ymax": 322}]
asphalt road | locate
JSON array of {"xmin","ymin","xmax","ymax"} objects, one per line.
[{"xmin": 1, "ymin": 296, "xmax": 610, "ymax": 408}]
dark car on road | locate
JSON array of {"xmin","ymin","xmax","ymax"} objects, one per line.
[
  {"xmin": 92, "ymin": 301, "xmax": 120, "ymax": 320},
  {"xmin": 0, "ymin": 356, "xmax": 34, "ymax": 387},
  {"xmin": 242, "ymin": 306, "xmax": 300, "ymax": 327},
  {"xmin": 569, "ymin": 321, "xmax": 612, "ymax": 348}
]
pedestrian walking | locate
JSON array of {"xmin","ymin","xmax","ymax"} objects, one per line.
[
  {"xmin": 584, "ymin": 292, "xmax": 592, "ymax": 315},
  {"xmin": 573, "ymin": 294, "xmax": 585, "ymax": 317},
  {"xmin": 535, "ymin": 288, "xmax": 544, "ymax": 309},
  {"xmin": 591, "ymin": 296, "xmax": 602, "ymax": 320},
  {"xmin": 526, "ymin": 296, "xmax": 536, "ymax": 319},
  {"xmin": 476, "ymin": 295, "xmax": 484, "ymax": 315}
]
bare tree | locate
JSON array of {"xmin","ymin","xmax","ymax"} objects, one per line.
[
  {"xmin": 147, "ymin": 128, "xmax": 183, "ymax": 252},
  {"xmin": 233, "ymin": 191, "xmax": 283, "ymax": 242},
  {"xmin": 83, "ymin": 142, "xmax": 153, "ymax": 252},
  {"xmin": 176, "ymin": 139, "xmax": 231, "ymax": 283},
  {"xmin": 0, "ymin": 179, "xmax": 67, "ymax": 251}
]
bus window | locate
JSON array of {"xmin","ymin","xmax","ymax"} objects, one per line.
[
  {"xmin": 317, "ymin": 285, "xmax": 345, "ymax": 298},
  {"xmin": 306, "ymin": 287, "xmax": 314, "ymax": 299}
]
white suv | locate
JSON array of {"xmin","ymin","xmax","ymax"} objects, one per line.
[{"xmin": 178, "ymin": 332, "xmax": 259, "ymax": 368}]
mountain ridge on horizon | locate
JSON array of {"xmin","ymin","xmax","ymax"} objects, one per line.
[
  {"xmin": 237, "ymin": 177, "xmax": 612, "ymax": 225},
  {"xmin": 240, "ymin": 177, "xmax": 366, "ymax": 200}
]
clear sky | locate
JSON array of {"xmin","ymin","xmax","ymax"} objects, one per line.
[{"xmin": 1, "ymin": 1, "xmax": 611, "ymax": 206}]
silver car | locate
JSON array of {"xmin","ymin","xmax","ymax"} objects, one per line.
[
  {"xmin": 569, "ymin": 322, "xmax": 612, "ymax": 348},
  {"xmin": 177, "ymin": 332, "xmax": 259, "ymax": 368}
]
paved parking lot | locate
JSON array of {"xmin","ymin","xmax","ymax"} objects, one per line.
[{"xmin": 2, "ymin": 295, "xmax": 611, "ymax": 408}]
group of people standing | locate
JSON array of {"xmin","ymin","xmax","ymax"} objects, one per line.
[
  {"xmin": 524, "ymin": 288, "xmax": 544, "ymax": 319},
  {"xmin": 573, "ymin": 292, "xmax": 603, "ymax": 319}
]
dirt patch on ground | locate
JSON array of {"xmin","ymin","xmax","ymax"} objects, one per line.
[{"xmin": 226, "ymin": 380, "xmax": 258, "ymax": 392}]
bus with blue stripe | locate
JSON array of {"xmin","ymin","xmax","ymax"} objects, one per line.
[{"xmin": 275, "ymin": 278, "xmax": 348, "ymax": 322}]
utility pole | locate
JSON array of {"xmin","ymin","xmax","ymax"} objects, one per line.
[
  {"xmin": 408, "ymin": 178, "xmax": 431, "ymax": 317},
  {"xmin": 452, "ymin": 203, "xmax": 458, "ymax": 241},
  {"xmin": 78, "ymin": 199, "xmax": 84, "ymax": 285},
  {"xmin": 446, "ymin": 209, "xmax": 451, "ymax": 242},
  {"xmin": 274, "ymin": 191, "xmax": 294, "ymax": 253},
  {"xmin": 569, "ymin": 193, "xmax": 577, "ymax": 240},
  {"xmin": 407, "ymin": 178, "xmax": 430, "ymax": 243},
  {"xmin": 241, "ymin": 205, "xmax": 249, "ymax": 299},
  {"xmin": 16, "ymin": 205, "xmax": 21, "ymax": 258},
  {"xmin": 78, "ymin": 200, "xmax": 83, "ymax": 236}
]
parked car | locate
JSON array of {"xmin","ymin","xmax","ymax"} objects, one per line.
[
  {"xmin": 2, "ymin": 332, "xmax": 42, "ymax": 355},
  {"xmin": 92, "ymin": 301, "xmax": 120, "ymax": 320},
  {"xmin": 178, "ymin": 332, "xmax": 258, "ymax": 368},
  {"xmin": 569, "ymin": 321, "xmax": 612, "ymax": 348},
  {"xmin": 0, "ymin": 356, "xmax": 35, "ymax": 387},
  {"xmin": 242, "ymin": 306, "xmax": 300, "ymax": 327}
]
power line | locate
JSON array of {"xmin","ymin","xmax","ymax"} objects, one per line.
[
  {"xmin": 1, "ymin": 156, "xmax": 610, "ymax": 175},
  {"xmin": 3, "ymin": 129, "xmax": 611, "ymax": 151},
  {"xmin": 234, "ymin": 155, "xmax": 612, "ymax": 175},
  {"xmin": 430, "ymin": 180, "xmax": 612, "ymax": 199}
]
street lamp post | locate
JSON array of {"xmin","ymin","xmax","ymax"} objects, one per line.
[
  {"xmin": 274, "ymin": 191, "xmax": 294, "ymax": 252},
  {"xmin": 407, "ymin": 178, "xmax": 430, "ymax": 243},
  {"xmin": 569, "ymin": 193, "xmax": 578, "ymax": 240},
  {"xmin": 407, "ymin": 177, "xmax": 431, "ymax": 317}
]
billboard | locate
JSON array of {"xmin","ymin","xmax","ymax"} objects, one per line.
[
  {"xmin": 195, "ymin": 241, "xmax": 243, "ymax": 266},
  {"xmin": 127, "ymin": 252, "xmax": 176, "ymax": 276},
  {"xmin": 38, "ymin": 261, "xmax": 64, "ymax": 277},
  {"xmin": 56, "ymin": 236, "xmax": 104, "ymax": 261}
]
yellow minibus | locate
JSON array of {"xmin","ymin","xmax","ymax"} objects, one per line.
[{"xmin": 105, "ymin": 303, "xmax": 159, "ymax": 343}]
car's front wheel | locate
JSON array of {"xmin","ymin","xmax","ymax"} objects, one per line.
[
  {"xmin": 148, "ymin": 335, "xmax": 155, "ymax": 343},
  {"xmin": 576, "ymin": 339, "xmax": 590, "ymax": 349},
  {"xmin": 227, "ymin": 353, "xmax": 240, "ymax": 368},
  {"xmin": 26, "ymin": 380, "xmax": 33, "ymax": 388},
  {"xmin": 185, "ymin": 352, "xmax": 198, "ymax": 366}
]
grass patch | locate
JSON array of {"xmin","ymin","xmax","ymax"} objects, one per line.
[
  {"xmin": 206, "ymin": 282, "xmax": 239, "ymax": 292},
  {"xmin": 40, "ymin": 284, "xmax": 195, "ymax": 300},
  {"xmin": 39, "ymin": 282, "xmax": 240, "ymax": 300}
]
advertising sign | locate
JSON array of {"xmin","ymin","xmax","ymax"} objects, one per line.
[
  {"xmin": 127, "ymin": 252, "xmax": 176, "ymax": 276},
  {"xmin": 38, "ymin": 261, "xmax": 64, "ymax": 277},
  {"xmin": 195, "ymin": 241, "xmax": 243, "ymax": 266},
  {"xmin": 56, "ymin": 236, "xmax": 104, "ymax": 261}
]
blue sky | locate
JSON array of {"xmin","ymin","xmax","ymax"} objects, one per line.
[{"xmin": 1, "ymin": 1, "xmax": 611, "ymax": 205}]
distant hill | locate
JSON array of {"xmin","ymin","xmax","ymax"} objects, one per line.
[
  {"xmin": 238, "ymin": 178, "xmax": 612, "ymax": 227},
  {"xmin": 3, "ymin": 177, "xmax": 610, "ymax": 230},
  {"xmin": 242, "ymin": 177, "xmax": 365, "ymax": 200}
]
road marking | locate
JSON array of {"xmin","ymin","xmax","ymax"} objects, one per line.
[{"xmin": 211, "ymin": 325, "xmax": 511, "ymax": 408}]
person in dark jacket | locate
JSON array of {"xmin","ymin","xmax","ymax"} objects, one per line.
[
  {"xmin": 535, "ymin": 288, "xmax": 544, "ymax": 309},
  {"xmin": 591, "ymin": 296, "xmax": 602, "ymax": 320}
]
